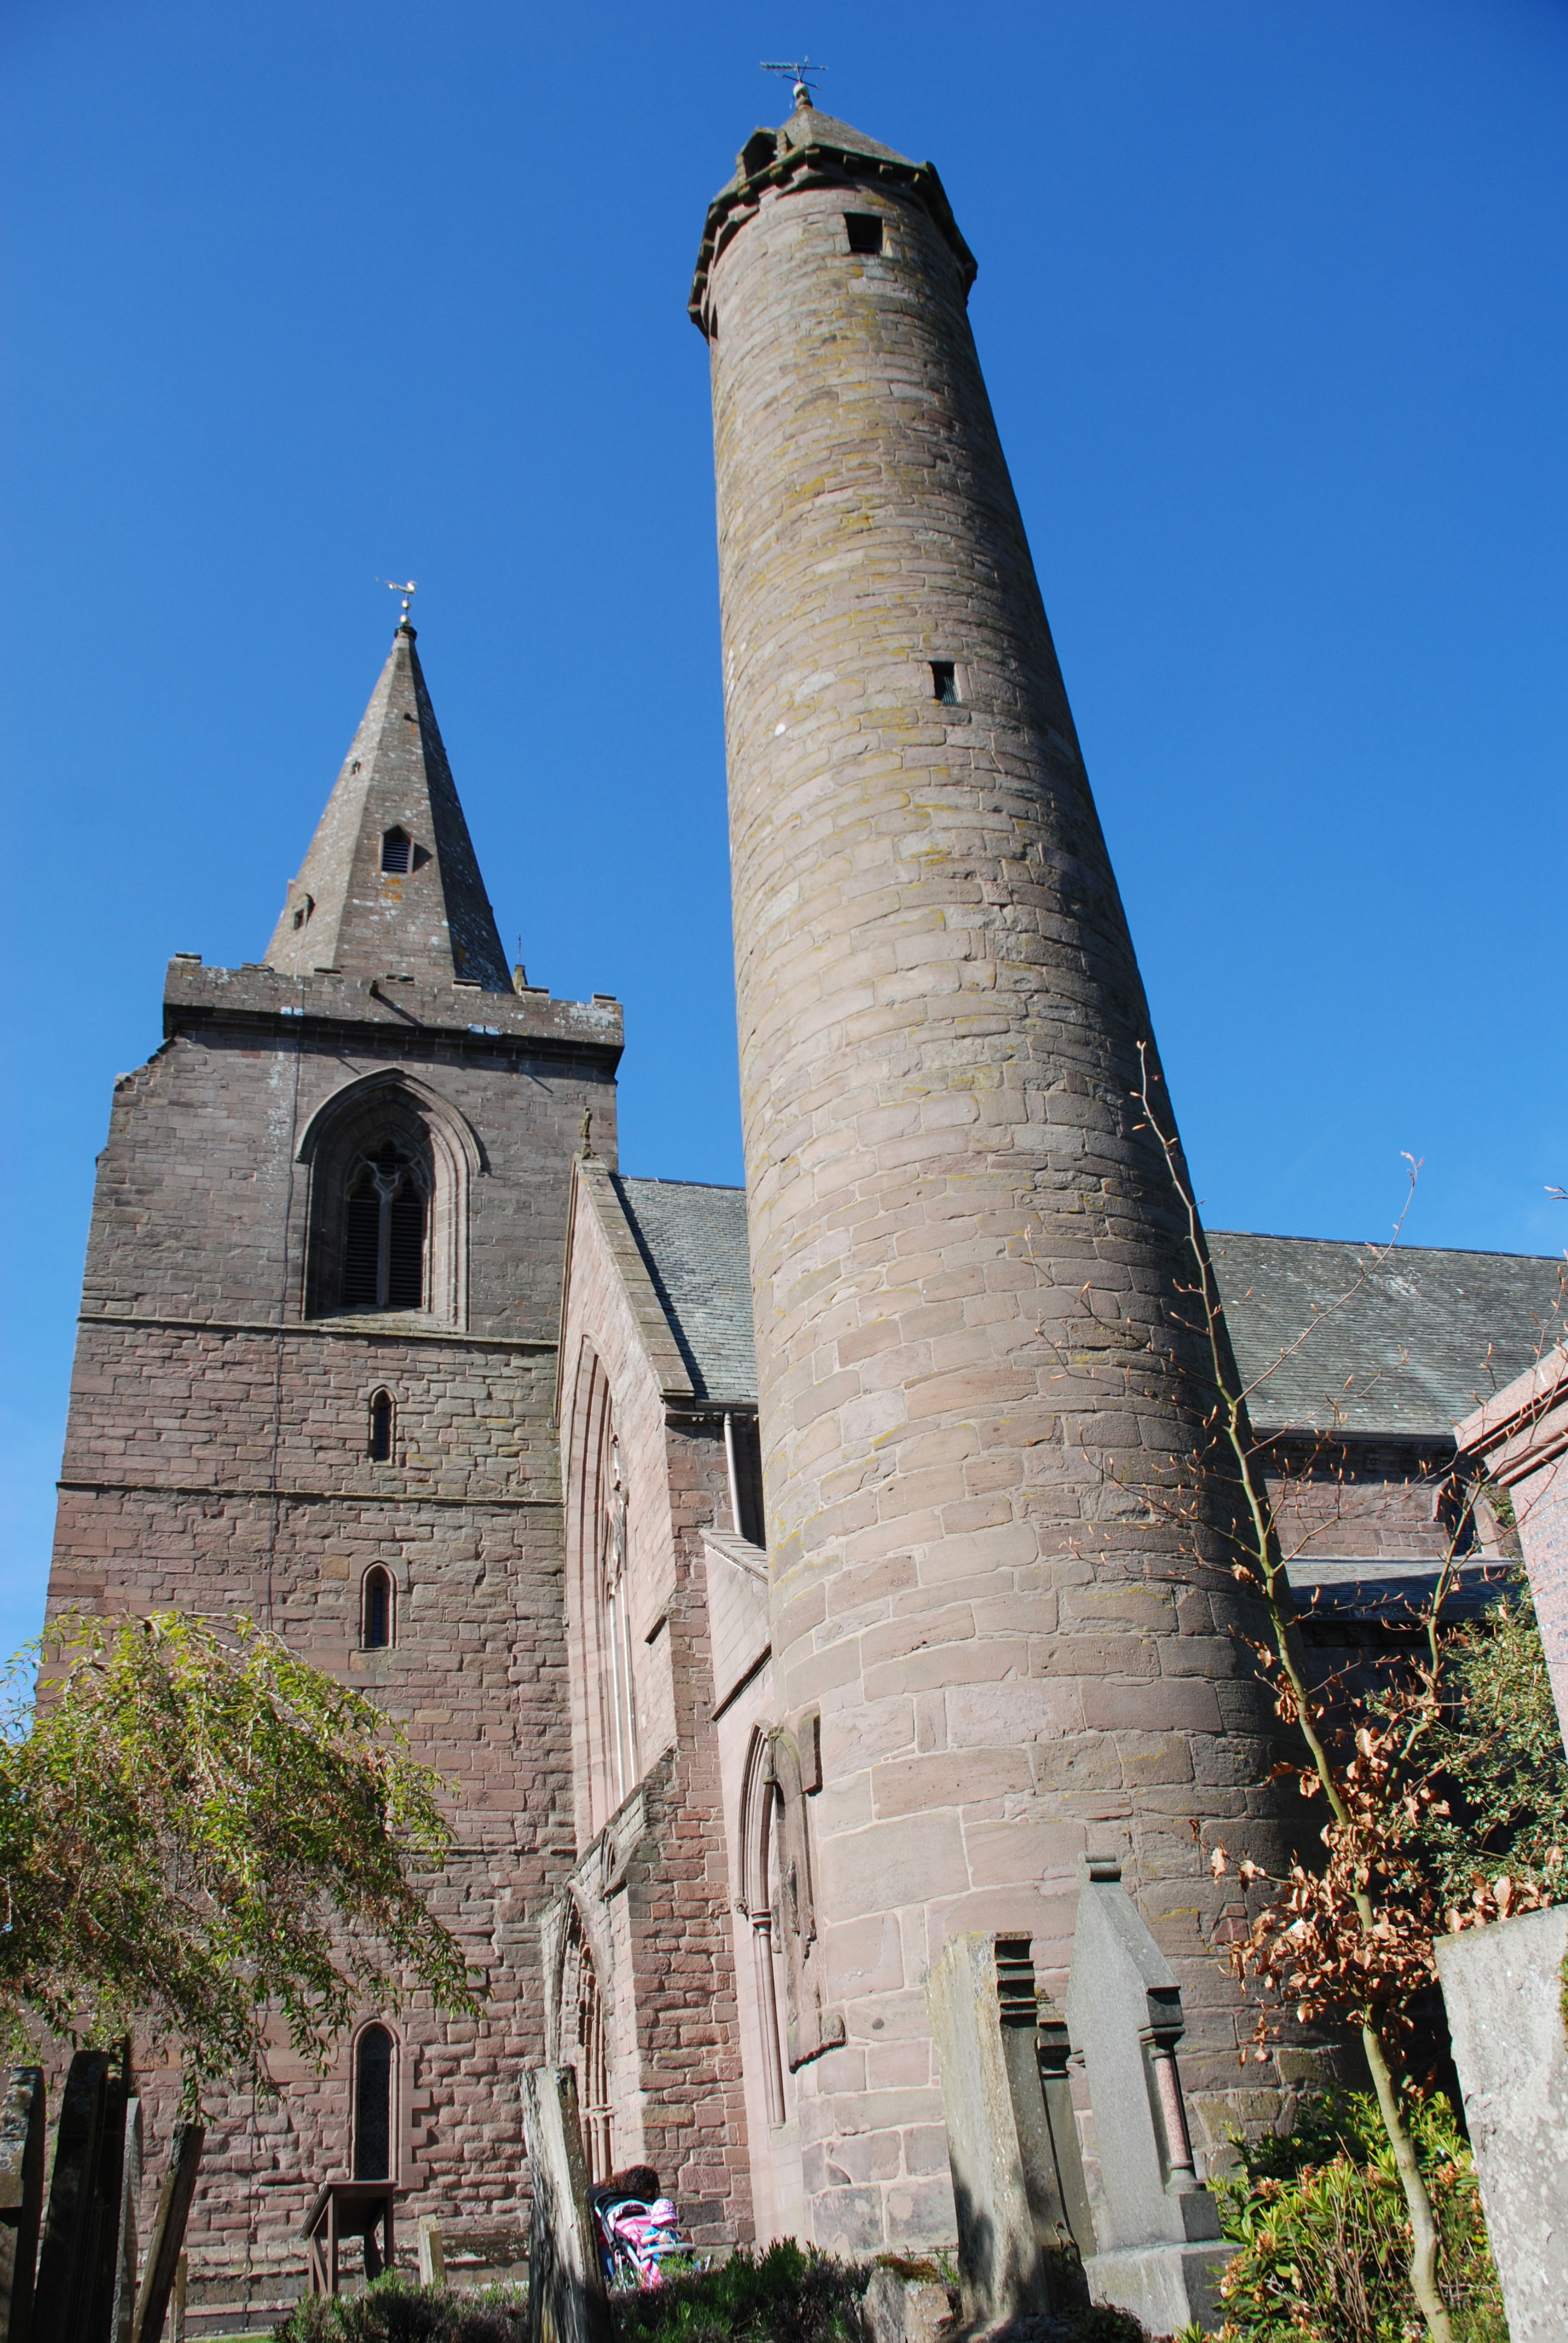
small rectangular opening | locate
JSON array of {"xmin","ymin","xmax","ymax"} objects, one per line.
[
  {"xmin": 931, "ymin": 661, "xmax": 959, "ymax": 706},
  {"xmin": 846, "ymin": 213, "xmax": 884, "ymax": 256}
]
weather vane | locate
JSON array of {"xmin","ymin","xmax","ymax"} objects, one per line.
[
  {"xmin": 377, "ymin": 577, "xmax": 417, "ymax": 625},
  {"xmin": 762, "ymin": 58, "xmax": 825, "ymax": 109}
]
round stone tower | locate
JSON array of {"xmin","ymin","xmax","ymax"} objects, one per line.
[{"xmin": 692, "ymin": 96, "xmax": 1294, "ymax": 2250}]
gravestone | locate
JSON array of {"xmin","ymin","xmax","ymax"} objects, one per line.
[
  {"xmin": 520, "ymin": 2068, "xmax": 612, "ymax": 2343},
  {"xmin": 1435, "ymin": 1905, "xmax": 1568, "ymax": 2342},
  {"xmin": 0, "ymin": 2068, "xmax": 45, "ymax": 2343},
  {"xmin": 111, "ymin": 2096, "xmax": 142, "ymax": 2343},
  {"xmin": 131, "ymin": 2123, "xmax": 204, "ymax": 2343},
  {"xmin": 31, "ymin": 2050, "xmax": 112, "ymax": 2343},
  {"xmin": 1065, "ymin": 1856, "xmax": 1230, "ymax": 2335},
  {"xmin": 926, "ymin": 1933, "xmax": 1087, "ymax": 2327}
]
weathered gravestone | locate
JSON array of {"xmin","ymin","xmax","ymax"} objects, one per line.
[
  {"xmin": 926, "ymin": 1932, "xmax": 1091, "ymax": 2328},
  {"xmin": 1065, "ymin": 1856, "xmax": 1230, "ymax": 2336},
  {"xmin": 1436, "ymin": 1904, "xmax": 1568, "ymax": 2343},
  {"xmin": 31, "ymin": 2050, "xmax": 114, "ymax": 2343},
  {"xmin": 0, "ymin": 2068, "xmax": 45, "ymax": 2343},
  {"xmin": 520, "ymin": 2068, "xmax": 612, "ymax": 2343},
  {"xmin": 111, "ymin": 2096, "xmax": 142, "ymax": 2343}
]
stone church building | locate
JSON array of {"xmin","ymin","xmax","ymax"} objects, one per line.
[{"xmin": 44, "ymin": 93, "xmax": 1565, "ymax": 2304}]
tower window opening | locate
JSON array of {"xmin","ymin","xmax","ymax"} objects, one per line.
[
  {"xmin": 931, "ymin": 661, "xmax": 959, "ymax": 706},
  {"xmin": 846, "ymin": 213, "xmax": 884, "ymax": 256},
  {"xmin": 381, "ymin": 828, "xmax": 412, "ymax": 874},
  {"xmin": 353, "ymin": 2024, "xmax": 394, "ymax": 2180},
  {"xmin": 362, "ymin": 1565, "xmax": 393, "ymax": 1650},
  {"xmin": 342, "ymin": 1143, "xmax": 427, "ymax": 1312},
  {"xmin": 368, "ymin": 1389, "xmax": 394, "ymax": 1464}
]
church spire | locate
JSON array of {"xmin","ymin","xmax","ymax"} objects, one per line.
[{"xmin": 266, "ymin": 624, "xmax": 512, "ymax": 991}]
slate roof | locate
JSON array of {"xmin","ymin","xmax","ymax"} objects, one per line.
[
  {"xmin": 1209, "ymin": 1233, "xmax": 1567, "ymax": 1439},
  {"xmin": 613, "ymin": 1178, "xmax": 1567, "ymax": 1443},
  {"xmin": 614, "ymin": 1178, "xmax": 757, "ymax": 1407}
]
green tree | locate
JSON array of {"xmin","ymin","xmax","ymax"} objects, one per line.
[{"xmin": 0, "ymin": 1610, "xmax": 479, "ymax": 2104}]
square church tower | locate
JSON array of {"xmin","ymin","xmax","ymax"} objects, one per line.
[{"xmin": 46, "ymin": 618, "xmax": 621, "ymax": 2278}]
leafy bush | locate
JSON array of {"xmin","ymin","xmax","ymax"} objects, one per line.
[
  {"xmin": 275, "ymin": 2273, "xmax": 526, "ymax": 2343},
  {"xmin": 1208, "ymin": 2089, "xmax": 1506, "ymax": 2341},
  {"xmin": 609, "ymin": 2241, "xmax": 866, "ymax": 2343}
]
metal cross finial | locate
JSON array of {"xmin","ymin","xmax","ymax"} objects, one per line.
[
  {"xmin": 377, "ymin": 577, "xmax": 417, "ymax": 626},
  {"xmin": 762, "ymin": 57, "xmax": 825, "ymax": 109}
]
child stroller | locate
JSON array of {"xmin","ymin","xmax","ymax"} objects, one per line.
[{"xmin": 590, "ymin": 2167, "xmax": 691, "ymax": 2290}]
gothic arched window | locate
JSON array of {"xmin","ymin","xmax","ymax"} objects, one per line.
[
  {"xmin": 560, "ymin": 1905, "xmax": 612, "ymax": 2181},
  {"xmin": 342, "ymin": 1144, "xmax": 426, "ymax": 1312},
  {"xmin": 353, "ymin": 2024, "xmax": 396, "ymax": 2180},
  {"xmin": 368, "ymin": 1389, "xmax": 394, "ymax": 1463},
  {"xmin": 299, "ymin": 1072, "xmax": 480, "ymax": 1332},
  {"xmin": 362, "ymin": 1567, "xmax": 393, "ymax": 1650}
]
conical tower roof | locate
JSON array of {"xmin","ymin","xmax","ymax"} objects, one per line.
[{"xmin": 266, "ymin": 624, "xmax": 512, "ymax": 991}]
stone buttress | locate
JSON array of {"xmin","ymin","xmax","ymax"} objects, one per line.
[{"xmin": 691, "ymin": 98, "xmax": 1302, "ymax": 2249}]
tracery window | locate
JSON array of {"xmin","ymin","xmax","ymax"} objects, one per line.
[
  {"xmin": 562, "ymin": 1907, "xmax": 612, "ymax": 2182},
  {"xmin": 353, "ymin": 2024, "xmax": 396, "ymax": 2180},
  {"xmin": 342, "ymin": 1144, "xmax": 426, "ymax": 1312},
  {"xmin": 300, "ymin": 1072, "xmax": 478, "ymax": 1330}
]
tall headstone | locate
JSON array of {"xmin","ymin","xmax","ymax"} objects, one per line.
[
  {"xmin": 520, "ymin": 2068, "xmax": 612, "ymax": 2343},
  {"xmin": 31, "ymin": 2051, "xmax": 111, "ymax": 2343},
  {"xmin": 1065, "ymin": 1857, "xmax": 1229, "ymax": 2333},
  {"xmin": 926, "ymin": 1933, "xmax": 1086, "ymax": 2327},
  {"xmin": 692, "ymin": 87, "xmax": 1296, "ymax": 2247},
  {"xmin": 1436, "ymin": 1906, "xmax": 1568, "ymax": 2343}
]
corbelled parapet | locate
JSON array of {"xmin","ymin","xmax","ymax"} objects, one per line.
[{"xmin": 697, "ymin": 96, "xmax": 1299, "ymax": 2250}]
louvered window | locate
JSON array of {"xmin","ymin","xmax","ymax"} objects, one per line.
[
  {"xmin": 341, "ymin": 1145, "xmax": 426, "ymax": 1311},
  {"xmin": 381, "ymin": 827, "xmax": 411, "ymax": 874}
]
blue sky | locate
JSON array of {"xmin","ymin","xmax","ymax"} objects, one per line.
[{"xmin": 4, "ymin": 0, "xmax": 1566, "ymax": 1654}]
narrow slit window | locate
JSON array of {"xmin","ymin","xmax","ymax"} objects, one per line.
[
  {"xmin": 381, "ymin": 827, "xmax": 411, "ymax": 874},
  {"xmin": 368, "ymin": 1390, "xmax": 394, "ymax": 1464},
  {"xmin": 353, "ymin": 2024, "xmax": 394, "ymax": 2178},
  {"xmin": 362, "ymin": 1567, "xmax": 393, "ymax": 1650},
  {"xmin": 931, "ymin": 661, "xmax": 959, "ymax": 706},
  {"xmin": 846, "ymin": 213, "xmax": 883, "ymax": 255}
]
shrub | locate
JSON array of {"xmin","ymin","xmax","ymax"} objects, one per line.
[
  {"xmin": 1208, "ymin": 2089, "xmax": 1506, "ymax": 2342},
  {"xmin": 608, "ymin": 2241, "xmax": 866, "ymax": 2343},
  {"xmin": 274, "ymin": 2273, "xmax": 526, "ymax": 2343}
]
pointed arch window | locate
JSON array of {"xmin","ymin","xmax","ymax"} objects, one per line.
[
  {"xmin": 561, "ymin": 1906, "xmax": 612, "ymax": 2181},
  {"xmin": 368, "ymin": 1389, "xmax": 394, "ymax": 1463},
  {"xmin": 342, "ymin": 1145, "xmax": 426, "ymax": 1312},
  {"xmin": 362, "ymin": 1567, "xmax": 393, "ymax": 1650},
  {"xmin": 381, "ymin": 827, "xmax": 411, "ymax": 874},
  {"xmin": 353, "ymin": 2024, "xmax": 396, "ymax": 2180}
]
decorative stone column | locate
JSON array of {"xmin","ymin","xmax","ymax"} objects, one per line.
[{"xmin": 692, "ymin": 96, "xmax": 1294, "ymax": 2249}]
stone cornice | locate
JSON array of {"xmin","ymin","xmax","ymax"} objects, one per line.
[
  {"xmin": 162, "ymin": 957, "xmax": 624, "ymax": 1061},
  {"xmin": 689, "ymin": 132, "xmax": 976, "ymax": 332},
  {"xmin": 76, "ymin": 1309, "xmax": 556, "ymax": 1353}
]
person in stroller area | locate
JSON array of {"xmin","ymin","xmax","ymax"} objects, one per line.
[{"xmin": 590, "ymin": 2166, "xmax": 694, "ymax": 2290}]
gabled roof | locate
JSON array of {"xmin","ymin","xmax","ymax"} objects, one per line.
[
  {"xmin": 606, "ymin": 1177, "xmax": 1567, "ymax": 1441},
  {"xmin": 265, "ymin": 624, "xmax": 512, "ymax": 992},
  {"xmin": 1210, "ymin": 1233, "xmax": 1567, "ymax": 1438},
  {"xmin": 613, "ymin": 1178, "xmax": 756, "ymax": 1407}
]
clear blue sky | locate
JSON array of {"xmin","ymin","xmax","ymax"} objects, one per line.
[{"xmin": 4, "ymin": 0, "xmax": 1566, "ymax": 1655}]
